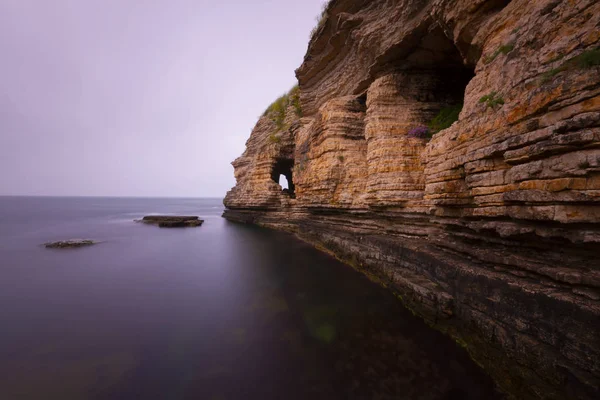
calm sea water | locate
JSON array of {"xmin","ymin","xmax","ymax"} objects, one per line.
[{"xmin": 0, "ymin": 197, "xmax": 501, "ymax": 399}]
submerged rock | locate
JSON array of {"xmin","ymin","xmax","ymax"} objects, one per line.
[
  {"xmin": 137, "ymin": 215, "xmax": 204, "ymax": 228},
  {"xmin": 44, "ymin": 239, "xmax": 96, "ymax": 249}
]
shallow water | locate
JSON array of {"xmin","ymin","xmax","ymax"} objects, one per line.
[{"xmin": 0, "ymin": 197, "xmax": 502, "ymax": 399}]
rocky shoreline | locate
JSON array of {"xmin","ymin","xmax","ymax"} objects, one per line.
[{"xmin": 223, "ymin": 0, "xmax": 600, "ymax": 398}]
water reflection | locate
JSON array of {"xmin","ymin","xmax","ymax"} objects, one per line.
[{"xmin": 0, "ymin": 197, "xmax": 502, "ymax": 399}]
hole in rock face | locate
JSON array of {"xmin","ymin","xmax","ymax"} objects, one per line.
[
  {"xmin": 404, "ymin": 26, "xmax": 476, "ymax": 134},
  {"xmin": 412, "ymin": 26, "xmax": 475, "ymax": 96},
  {"xmin": 431, "ymin": 64, "xmax": 475, "ymax": 105},
  {"xmin": 279, "ymin": 175, "xmax": 290, "ymax": 190},
  {"xmin": 357, "ymin": 93, "xmax": 367, "ymax": 108},
  {"xmin": 271, "ymin": 158, "xmax": 295, "ymax": 197}
]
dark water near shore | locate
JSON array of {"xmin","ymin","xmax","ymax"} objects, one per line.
[{"xmin": 0, "ymin": 197, "xmax": 502, "ymax": 399}]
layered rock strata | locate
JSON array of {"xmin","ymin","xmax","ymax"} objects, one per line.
[{"xmin": 224, "ymin": 0, "xmax": 600, "ymax": 398}]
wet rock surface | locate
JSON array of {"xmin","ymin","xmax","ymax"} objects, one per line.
[{"xmin": 137, "ymin": 216, "xmax": 204, "ymax": 228}]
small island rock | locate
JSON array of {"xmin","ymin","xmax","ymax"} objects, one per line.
[
  {"xmin": 45, "ymin": 239, "xmax": 97, "ymax": 249},
  {"xmin": 136, "ymin": 215, "xmax": 204, "ymax": 228}
]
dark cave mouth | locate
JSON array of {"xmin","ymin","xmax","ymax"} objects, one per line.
[
  {"xmin": 406, "ymin": 26, "xmax": 477, "ymax": 136},
  {"xmin": 272, "ymin": 158, "xmax": 295, "ymax": 197}
]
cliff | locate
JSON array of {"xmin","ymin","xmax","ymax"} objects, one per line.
[{"xmin": 223, "ymin": 0, "xmax": 600, "ymax": 398}]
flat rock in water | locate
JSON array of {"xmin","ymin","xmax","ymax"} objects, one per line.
[
  {"xmin": 45, "ymin": 239, "xmax": 97, "ymax": 249},
  {"xmin": 137, "ymin": 215, "xmax": 204, "ymax": 228}
]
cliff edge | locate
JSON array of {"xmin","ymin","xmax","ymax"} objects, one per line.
[{"xmin": 224, "ymin": 0, "xmax": 600, "ymax": 398}]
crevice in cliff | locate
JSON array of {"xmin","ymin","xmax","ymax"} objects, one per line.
[{"xmin": 475, "ymin": 0, "xmax": 513, "ymax": 15}]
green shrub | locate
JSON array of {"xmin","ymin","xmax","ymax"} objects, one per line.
[
  {"xmin": 265, "ymin": 95, "xmax": 288, "ymax": 129},
  {"xmin": 263, "ymin": 84, "xmax": 302, "ymax": 130},
  {"xmin": 479, "ymin": 92, "xmax": 505, "ymax": 109},
  {"xmin": 540, "ymin": 48, "xmax": 600, "ymax": 84},
  {"xmin": 428, "ymin": 104, "xmax": 463, "ymax": 134},
  {"xmin": 484, "ymin": 43, "xmax": 515, "ymax": 64},
  {"xmin": 338, "ymin": 155, "xmax": 345, "ymax": 162}
]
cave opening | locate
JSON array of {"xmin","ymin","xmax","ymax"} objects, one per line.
[
  {"xmin": 272, "ymin": 158, "xmax": 295, "ymax": 197},
  {"xmin": 405, "ymin": 25, "xmax": 476, "ymax": 135},
  {"xmin": 357, "ymin": 93, "xmax": 367, "ymax": 108},
  {"xmin": 279, "ymin": 175, "xmax": 290, "ymax": 190}
]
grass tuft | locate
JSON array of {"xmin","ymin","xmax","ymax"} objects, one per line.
[
  {"xmin": 265, "ymin": 95, "xmax": 288, "ymax": 130},
  {"xmin": 309, "ymin": 1, "xmax": 331, "ymax": 40},
  {"xmin": 479, "ymin": 92, "xmax": 505, "ymax": 109},
  {"xmin": 264, "ymin": 84, "xmax": 302, "ymax": 130},
  {"xmin": 540, "ymin": 48, "xmax": 600, "ymax": 84},
  {"xmin": 484, "ymin": 43, "xmax": 515, "ymax": 64},
  {"xmin": 428, "ymin": 104, "xmax": 463, "ymax": 134}
]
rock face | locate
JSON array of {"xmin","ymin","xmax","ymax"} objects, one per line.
[
  {"xmin": 224, "ymin": 0, "xmax": 600, "ymax": 398},
  {"xmin": 137, "ymin": 216, "xmax": 204, "ymax": 228}
]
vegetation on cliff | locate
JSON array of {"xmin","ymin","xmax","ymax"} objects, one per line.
[
  {"xmin": 263, "ymin": 85, "xmax": 302, "ymax": 130},
  {"xmin": 479, "ymin": 92, "xmax": 505, "ymax": 109},
  {"xmin": 428, "ymin": 104, "xmax": 463, "ymax": 134},
  {"xmin": 309, "ymin": 1, "xmax": 331, "ymax": 40},
  {"xmin": 541, "ymin": 48, "xmax": 600, "ymax": 83},
  {"xmin": 483, "ymin": 43, "xmax": 515, "ymax": 64},
  {"xmin": 408, "ymin": 104, "xmax": 464, "ymax": 139}
]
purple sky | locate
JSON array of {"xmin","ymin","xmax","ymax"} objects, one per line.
[{"xmin": 0, "ymin": 0, "xmax": 324, "ymax": 197}]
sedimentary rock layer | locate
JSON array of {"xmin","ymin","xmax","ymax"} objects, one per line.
[{"xmin": 224, "ymin": 0, "xmax": 600, "ymax": 398}]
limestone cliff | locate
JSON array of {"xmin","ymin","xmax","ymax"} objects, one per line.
[{"xmin": 224, "ymin": 0, "xmax": 600, "ymax": 398}]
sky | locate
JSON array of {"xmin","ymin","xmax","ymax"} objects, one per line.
[{"xmin": 0, "ymin": 0, "xmax": 325, "ymax": 197}]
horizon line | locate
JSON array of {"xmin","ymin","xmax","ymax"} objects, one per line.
[{"xmin": 0, "ymin": 194, "xmax": 225, "ymax": 199}]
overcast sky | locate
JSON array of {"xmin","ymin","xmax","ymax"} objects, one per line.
[{"xmin": 0, "ymin": 0, "xmax": 324, "ymax": 197}]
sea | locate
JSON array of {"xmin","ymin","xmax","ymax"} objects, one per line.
[{"xmin": 0, "ymin": 196, "xmax": 502, "ymax": 399}]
